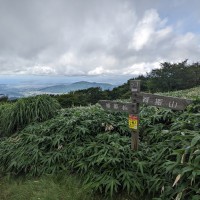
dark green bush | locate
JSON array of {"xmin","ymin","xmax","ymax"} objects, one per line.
[
  {"xmin": 0, "ymin": 95, "xmax": 60, "ymax": 137},
  {"xmin": 0, "ymin": 103, "xmax": 199, "ymax": 199}
]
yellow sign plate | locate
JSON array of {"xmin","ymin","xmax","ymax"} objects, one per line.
[{"xmin": 129, "ymin": 115, "xmax": 138, "ymax": 130}]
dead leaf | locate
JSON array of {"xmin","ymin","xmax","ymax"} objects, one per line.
[
  {"xmin": 175, "ymin": 192, "xmax": 183, "ymax": 200},
  {"xmin": 173, "ymin": 174, "xmax": 181, "ymax": 187},
  {"xmin": 181, "ymin": 154, "xmax": 185, "ymax": 164},
  {"xmin": 161, "ymin": 185, "xmax": 165, "ymax": 193}
]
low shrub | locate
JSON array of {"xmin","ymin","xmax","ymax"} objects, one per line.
[
  {"xmin": 0, "ymin": 103, "xmax": 199, "ymax": 199},
  {"xmin": 0, "ymin": 95, "xmax": 60, "ymax": 137}
]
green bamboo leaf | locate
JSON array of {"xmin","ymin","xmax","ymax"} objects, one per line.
[{"xmin": 191, "ymin": 134, "xmax": 200, "ymax": 147}]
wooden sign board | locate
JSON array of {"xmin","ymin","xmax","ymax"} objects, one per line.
[
  {"xmin": 99, "ymin": 80, "xmax": 192, "ymax": 151},
  {"xmin": 130, "ymin": 80, "xmax": 140, "ymax": 93},
  {"xmin": 99, "ymin": 100, "xmax": 137, "ymax": 113},
  {"xmin": 133, "ymin": 92, "xmax": 192, "ymax": 111}
]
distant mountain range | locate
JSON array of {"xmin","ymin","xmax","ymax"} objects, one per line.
[
  {"xmin": 0, "ymin": 84, "xmax": 23, "ymax": 98},
  {"xmin": 39, "ymin": 81, "xmax": 114, "ymax": 93},
  {"xmin": 0, "ymin": 81, "xmax": 115, "ymax": 99}
]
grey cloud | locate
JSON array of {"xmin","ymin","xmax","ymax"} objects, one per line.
[{"xmin": 0, "ymin": 0, "xmax": 200, "ymax": 76}]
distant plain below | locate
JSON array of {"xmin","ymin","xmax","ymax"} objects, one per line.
[{"xmin": 0, "ymin": 74, "xmax": 133, "ymax": 99}]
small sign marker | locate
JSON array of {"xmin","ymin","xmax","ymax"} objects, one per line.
[{"xmin": 129, "ymin": 115, "xmax": 138, "ymax": 130}]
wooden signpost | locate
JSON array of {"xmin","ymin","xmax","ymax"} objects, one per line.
[
  {"xmin": 99, "ymin": 80, "xmax": 192, "ymax": 150},
  {"xmin": 99, "ymin": 100, "xmax": 137, "ymax": 113}
]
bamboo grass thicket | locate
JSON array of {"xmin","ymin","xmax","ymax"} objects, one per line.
[
  {"xmin": 0, "ymin": 88, "xmax": 199, "ymax": 199},
  {"xmin": 0, "ymin": 102, "xmax": 199, "ymax": 199},
  {"xmin": 0, "ymin": 95, "xmax": 61, "ymax": 137}
]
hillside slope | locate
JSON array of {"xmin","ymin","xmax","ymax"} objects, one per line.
[
  {"xmin": 161, "ymin": 86, "xmax": 200, "ymax": 99},
  {"xmin": 39, "ymin": 81, "xmax": 115, "ymax": 93}
]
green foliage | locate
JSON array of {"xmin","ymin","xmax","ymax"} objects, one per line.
[
  {"xmin": 160, "ymin": 87, "xmax": 200, "ymax": 100},
  {"xmin": 0, "ymin": 94, "xmax": 199, "ymax": 199},
  {"xmin": 0, "ymin": 95, "xmax": 60, "ymax": 137},
  {"xmin": 53, "ymin": 87, "xmax": 109, "ymax": 108},
  {"xmin": 70, "ymin": 133, "xmax": 146, "ymax": 197},
  {"xmin": 140, "ymin": 105, "xmax": 200, "ymax": 199},
  {"xmin": 0, "ymin": 173, "xmax": 92, "ymax": 200},
  {"xmin": 0, "ymin": 95, "xmax": 8, "ymax": 102},
  {"xmin": 146, "ymin": 60, "xmax": 200, "ymax": 92},
  {"xmin": 0, "ymin": 106, "xmax": 124, "ymax": 177}
]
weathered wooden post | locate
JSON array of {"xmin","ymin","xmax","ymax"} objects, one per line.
[{"xmin": 129, "ymin": 80, "xmax": 140, "ymax": 150}]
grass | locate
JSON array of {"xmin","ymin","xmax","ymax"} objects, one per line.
[
  {"xmin": 160, "ymin": 86, "xmax": 200, "ymax": 99},
  {"xmin": 0, "ymin": 95, "xmax": 60, "ymax": 137},
  {"xmin": 0, "ymin": 173, "xmax": 138, "ymax": 200},
  {"xmin": 0, "ymin": 173, "xmax": 92, "ymax": 200}
]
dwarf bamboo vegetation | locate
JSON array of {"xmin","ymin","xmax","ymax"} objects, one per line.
[
  {"xmin": 0, "ymin": 91, "xmax": 199, "ymax": 199},
  {"xmin": 0, "ymin": 95, "xmax": 60, "ymax": 137}
]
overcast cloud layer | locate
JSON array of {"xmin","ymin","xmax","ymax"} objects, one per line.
[{"xmin": 0, "ymin": 0, "xmax": 200, "ymax": 76}]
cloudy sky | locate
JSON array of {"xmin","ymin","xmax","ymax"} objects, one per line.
[{"xmin": 0, "ymin": 0, "xmax": 200, "ymax": 78}]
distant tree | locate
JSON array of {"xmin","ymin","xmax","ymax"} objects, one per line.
[
  {"xmin": 146, "ymin": 60, "xmax": 200, "ymax": 92},
  {"xmin": 0, "ymin": 95, "xmax": 8, "ymax": 102}
]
